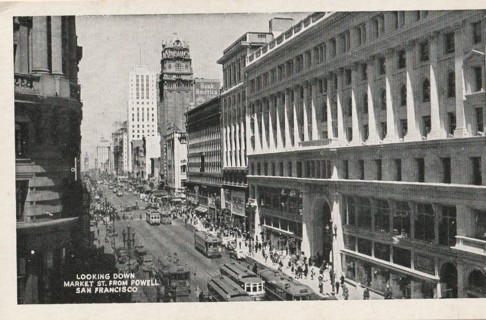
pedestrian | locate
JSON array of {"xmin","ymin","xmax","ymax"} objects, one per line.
[
  {"xmin": 238, "ymin": 241, "xmax": 242, "ymax": 249},
  {"xmin": 343, "ymin": 285, "xmax": 349, "ymax": 300},
  {"xmin": 335, "ymin": 280, "xmax": 340, "ymax": 294},
  {"xmin": 304, "ymin": 263, "xmax": 308, "ymax": 279},
  {"xmin": 310, "ymin": 268, "xmax": 315, "ymax": 280},
  {"xmin": 340, "ymin": 274, "xmax": 345, "ymax": 285},
  {"xmin": 363, "ymin": 287, "xmax": 370, "ymax": 300},
  {"xmin": 384, "ymin": 284, "xmax": 393, "ymax": 299},
  {"xmin": 318, "ymin": 275, "xmax": 324, "ymax": 294},
  {"xmin": 278, "ymin": 259, "xmax": 283, "ymax": 272}
]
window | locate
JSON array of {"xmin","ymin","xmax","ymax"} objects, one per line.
[
  {"xmin": 378, "ymin": 57, "xmax": 386, "ymax": 75},
  {"xmin": 375, "ymin": 199, "xmax": 390, "ymax": 233},
  {"xmin": 374, "ymin": 242, "xmax": 390, "ymax": 261},
  {"xmin": 422, "ymin": 116, "xmax": 431, "ymax": 136},
  {"xmin": 447, "ymin": 72, "xmax": 455, "ymax": 98},
  {"xmin": 415, "ymin": 203, "xmax": 435, "ymax": 242},
  {"xmin": 472, "ymin": 21, "xmax": 482, "ymax": 44},
  {"xmin": 296, "ymin": 161, "xmax": 302, "ymax": 178},
  {"xmin": 470, "ymin": 157, "xmax": 482, "ymax": 185},
  {"xmin": 357, "ymin": 238, "xmax": 372, "ymax": 256},
  {"xmin": 422, "ymin": 79, "xmax": 430, "ymax": 102},
  {"xmin": 420, "ymin": 41, "xmax": 429, "ymax": 62},
  {"xmin": 375, "ymin": 159, "xmax": 382, "ymax": 180},
  {"xmin": 346, "ymin": 69, "xmax": 352, "ymax": 85},
  {"xmin": 400, "ymin": 84, "xmax": 407, "ymax": 106},
  {"xmin": 347, "ymin": 127, "xmax": 353, "ymax": 142},
  {"xmin": 361, "ymin": 63, "xmax": 368, "ymax": 80},
  {"xmin": 400, "ymin": 119, "xmax": 407, "ymax": 138},
  {"xmin": 475, "ymin": 210, "xmax": 486, "ymax": 240},
  {"xmin": 342, "ymin": 160, "xmax": 349, "ymax": 179},
  {"xmin": 344, "ymin": 234, "xmax": 356, "ymax": 250},
  {"xmin": 448, "ymin": 112, "xmax": 456, "ymax": 135},
  {"xmin": 380, "ymin": 89, "xmax": 387, "ymax": 110},
  {"xmin": 473, "ymin": 66, "xmax": 483, "ymax": 92},
  {"xmin": 15, "ymin": 122, "xmax": 28, "ymax": 158},
  {"xmin": 440, "ymin": 157, "xmax": 451, "ymax": 183},
  {"xmin": 398, "ymin": 50, "xmax": 406, "ymax": 69},
  {"xmin": 476, "ymin": 108, "xmax": 484, "ymax": 133},
  {"xmin": 416, "ymin": 158, "xmax": 425, "ymax": 182},
  {"xmin": 444, "ymin": 32, "xmax": 455, "ymax": 54},
  {"xmin": 439, "ymin": 206, "xmax": 456, "ymax": 247},
  {"xmin": 357, "ymin": 198, "xmax": 372, "ymax": 230},
  {"xmin": 346, "ymin": 97, "xmax": 352, "ymax": 117},
  {"xmin": 358, "ymin": 160, "xmax": 365, "ymax": 180},
  {"xmin": 393, "ymin": 247, "xmax": 411, "ymax": 268},
  {"xmin": 393, "ymin": 201, "xmax": 410, "ymax": 238},
  {"xmin": 346, "ymin": 197, "xmax": 356, "ymax": 226},
  {"xmin": 363, "ymin": 93, "xmax": 369, "ymax": 114},
  {"xmin": 394, "ymin": 159, "xmax": 402, "ymax": 181},
  {"xmin": 16, "ymin": 180, "xmax": 29, "ymax": 221},
  {"xmin": 380, "ymin": 122, "xmax": 387, "ymax": 140},
  {"xmin": 363, "ymin": 125, "xmax": 369, "ymax": 140},
  {"xmin": 288, "ymin": 161, "xmax": 292, "ymax": 177}
]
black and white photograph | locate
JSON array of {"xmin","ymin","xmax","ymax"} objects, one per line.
[{"xmin": 4, "ymin": 1, "xmax": 486, "ymax": 319}]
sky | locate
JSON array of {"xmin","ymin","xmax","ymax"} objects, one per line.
[{"xmin": 77, "ymin": 12, "xmax": 311, "ymax": 167}]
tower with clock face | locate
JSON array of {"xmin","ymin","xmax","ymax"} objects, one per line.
[{"xmin": 158, "ymin": 35, "xmax": 194, "ymax": 182}]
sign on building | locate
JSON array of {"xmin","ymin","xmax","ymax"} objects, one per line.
[{"xmin": 194, "ymin": 79, "xmax": 220, "ymax": 106}]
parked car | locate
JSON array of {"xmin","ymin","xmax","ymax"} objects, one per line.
[{"xmin": 229, "ymin": 249, "xmax": 246, "ymax": 260}]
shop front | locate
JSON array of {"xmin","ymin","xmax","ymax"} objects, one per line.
[
  {"xmin": 231, "ymin": 190, "xmax": 247, "ymax": 232},
  {"xmin": 261, "ymin": 214, "xmax": 302, "ymax": 255}
]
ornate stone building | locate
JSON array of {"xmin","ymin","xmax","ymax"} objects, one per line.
[
  {"xmin": 245, "ymin": 11, "xmax": 486, "ymax": 298},
  {"xmin": 14, "ymin": 16, "xmax": 85, "ymax": 303},
  {"xmin": 158, "ymin": 35, "xmax": 193, "ymax": 184}
]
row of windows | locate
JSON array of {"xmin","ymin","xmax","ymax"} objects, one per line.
[
  {"xmin": 250, "ymin": 155, "xmax": 483, "ymax": 186},
  {"xmin": 223, "ymin": 55, "xmax": 246, "ymax": 90}
]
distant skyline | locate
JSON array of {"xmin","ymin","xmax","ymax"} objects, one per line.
[{"xmin": 77, "ymin": 12, "xmax": 310, "ymax": 168}]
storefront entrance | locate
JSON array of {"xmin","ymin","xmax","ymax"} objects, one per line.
[
  {"xmin": 319, "ymin": 202, "xmax": 332, "ymax": 267},
  {"xmin": 440, "ymin": 262, "xmax": 458, "ymax": 298}
]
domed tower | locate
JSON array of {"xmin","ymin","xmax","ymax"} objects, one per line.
[{"xmin": 158, "ymin": 34, "xmax": 193, "ymax": 182}]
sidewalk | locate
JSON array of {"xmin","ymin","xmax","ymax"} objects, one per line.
[{"xmin": 238, "ymin": 241, "xmax": 383, "ymax": 301}]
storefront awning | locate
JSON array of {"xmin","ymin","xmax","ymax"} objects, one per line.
[
  {"xmin": 231, "ymin": 211, "xmax": 246, "ymax": 218},
  {"xmin": 195, "ymin": 206, "xmax": 208, "ymax": 214},
  {"xmin": 263, "ymin": 224, "xmax": 294, "ymax": 236}
]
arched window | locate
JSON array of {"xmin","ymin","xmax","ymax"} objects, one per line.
[
  {"xmin": 381, "ymin": 88, "xmax": 387, "ymax": 110},
  {"xmin": 422, "ymin": 78, "xmax": 430, "ymax": 102},
  {"xmin": 400, "ymin": 84, "xmax": 407, "ymax": 106},
  {"xmin": 363, "ymin": 93, "xmax": 368, "ymax": 114},
  {"xmin": 447, "ymin": 71, "xmax": 456, "ymax": 98}
]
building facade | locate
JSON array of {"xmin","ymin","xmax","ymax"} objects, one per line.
[
  {"xmin": 165, "ymin": 131, "xmax": 188, "ymax": 193},
  {"xmin": 217, "ymin": 24, "xmax": 283, "ymax": 232},
  {"xmin": 14, "ymin": 16, "xmax": 86, "ymax": 303},
  {"xmin": 112, "ymin": 126, "xmax": 128, "ymax": 176},
  {"xmin": 245, "ymin": 11, "xmax": 486, "ymax": 299},
  {"xmin": 96, "ymin": 136, "xmax": 111, "ymax": 174},
  {"xmin": 186, "ymin": 96, "xmax": 223, "ymax": 223},
  {"xmin": 158, "ymin": 36, "xmax": 193, "ymax": 183},
  {"xmin": 127, "ymin": 65, "xmax": 159, "ymax": 179}
]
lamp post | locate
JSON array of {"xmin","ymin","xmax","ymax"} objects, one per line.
[{"xmin": 325, "ymin": 219, "xmax": 338, "ymax": 294}]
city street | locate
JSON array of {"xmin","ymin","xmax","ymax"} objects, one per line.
[{"xmin": 97, "ymin": 185, "xmax": 232, "ymax": 302}]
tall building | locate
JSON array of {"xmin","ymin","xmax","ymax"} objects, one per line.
[
  {"xmin": 127, "ymin": 65, "xmax": 159, "ymax": 179},
  {"xmin": 186, "ymin": 96, "xmax": 222, "ymax": 223},
  {"xmin": 96, "ymin": 136, "xmax": 111, "ymax": 173},
  {"xmin": 158, "ymin": 35, "xmax": 194, "ymax": 183},
  {"xmin": 83, "ymin": 152, "xmax": 89, "ymax": 172},
  {"xmin": 165, "ymin": 131, "xmax": 187, "ymax": 193},
  {"xmin": 217, "ymin": 19, "xmax": 288, "ymax": 232},
  {"xmin": 14, "ymin": 16, "xmax": 85, "ymax": 303},
  {"xmin": 112, "ymin": 124, "xmax": 128, "ymax": 176},
  {"xmin": 244, "ymin": 11, "xmax": 486, "ymax": 299}
]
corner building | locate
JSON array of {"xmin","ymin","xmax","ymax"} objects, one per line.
[
  {"xmin": 14, "ymin": 16, "xmax": 85, "ymax": 303},
  {"xmin": 245, "ymin": 11, "xmax": 486, "ymax": 299}
]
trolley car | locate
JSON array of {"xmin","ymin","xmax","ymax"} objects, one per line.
[
  {"xmin": 155, "ymin": 255, "xmax": 191, "ymax": 297},
  {"xmin": 219, "ymin": 262, "xmax": 265, "ymax": 301},
  {"xmin": 207, "ymin": 275, "xmax": 253, "ymax": 302},
  {"xmin": 257, "ymin": 268, "xmax": 314, "ymax": 301},
  {"xmin": 194, "ymin": 231, "xmax": 222, "ymax": 258}
]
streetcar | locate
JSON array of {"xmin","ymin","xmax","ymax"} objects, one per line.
[
  {"xmin": 146, "ymin": 211, "xmax": 160, "ymax": 225},
  {"xmin": 194, "ymin": 231, "xmax": 222, "ymax": 258},
  {"xmin": 257, "ymin": 268, "xmax": 314, "ymax": 301},
  {"xmin": 207, "ymin": 275, "xmax": 253, "ymax": 302},
  {"xmin": 219, "ymin": 262, "xmax": 265, "ymax": 301},
  {"xmin": 155, "ymin": 255, "xmax": 191, "ymax": 297}
]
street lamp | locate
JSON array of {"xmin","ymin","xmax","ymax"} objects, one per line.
[{"xmin": 325, "ymin": 219, "xmax": 338, "ymax": 294}]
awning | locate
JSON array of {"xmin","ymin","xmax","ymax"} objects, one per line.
[
  {"xmin": 262, "ymin": 224, "xmax": 294, "ymax": 236},
  {"xmin": 171, "ymin": 198, "xmax": 182, "ymax": 203},
  {"xmin": 195, "ymin": 206, "xmax": 208, "ymax": 214}
]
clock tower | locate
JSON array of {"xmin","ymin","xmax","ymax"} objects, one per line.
[{"xmin": 158, "ymin": 34, "xmax": 194, "ymax": 182}]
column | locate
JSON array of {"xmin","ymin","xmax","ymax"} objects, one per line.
[
  {"xmin": 275, "ymin": 93, "xmax": 283, "ymax": 150},
  {"xmin": 311, "ymin": 79, "xmax": 319, "ymax": 140},
  {"xmin": 326, "ymin": 74, "xmax": 335, "ymax": 140},
  {"xmin": 301, "ymin": 188, "xmax": 313, "ymax": 257},
  {"xmin": 366, "ymin": 58, "xmax": 379, "ymax": 142},
  {"xmin": 428, "ymin": 32, "xmax": 447, "ymax": 139},
  {"xmin": 240, "ymin": 106, "xmax": 246, "ymax": 166},
  {"xmin": 222, "ymin": 106, "xmax": 227, "ymax": 166},
  {"xmin": 336, "ymin": 68, "xmax": 345, "ymax": 142},
  {"xmin": 384, "ymin": 48, "xmax": 399, "ymax": 141},
  {"xmin": 51, "ymin": 16, "xmax": 63, "ymax": 75},
  {"xmin": 230, "ymin": 112, "xmax": 236, "ymax": 165},
  {"xmin": 351, "ymin": 62, "xmax": 362, "ymax": 144},
  {"xmin": 261, "ymin": 101, "xmax": 268, "ymax": 150},
  {"xmin": 254, "ymin": 103, "xmax": 262, "ymax": 152},
  {"xmin": 268, "ymin": 96, "xmax": 276, "ymax": 150},
  {"xmin": 453, "ymin": 22, "xmax": 468, "ymax": 137},
  {"xmin": 293, "ymin": 86, "xmax": 301, "ymax": 145},
  {"xmin": 330, "ymin": 192, "xmax": 343, "ymax": 278},
  {"xmin": 32, "ymin": 16, "xmax": 49, "ymax": 73},
  {"xmin": 404, "ymin": 40, "xmax": 422, "ymax": 141},
  {"xmin": 284, "ymin": 89, "xmax": 292, "ymax": 149},
  {"xmin": 235, "ymin": 113, "xmax": 241, "ymax": 167},
  {"xmin": 303, "ymin": 83, "xmax": 310, "ymax": 141}
]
